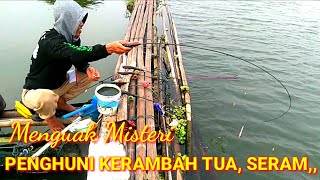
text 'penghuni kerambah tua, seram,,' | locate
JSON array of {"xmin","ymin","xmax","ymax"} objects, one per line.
[{"xmin": 4, "ymin": 122, "xmax": 319, "ymax": 175}]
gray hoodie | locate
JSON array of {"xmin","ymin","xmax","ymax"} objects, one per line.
[{"xmin": 53, "ymin": 0, "xmax": 88, "ymax": 43}]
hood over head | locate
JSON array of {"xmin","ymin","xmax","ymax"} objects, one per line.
[{"xmin": 53, "ymin": 0, "xmax": 88, "ymax": 43}]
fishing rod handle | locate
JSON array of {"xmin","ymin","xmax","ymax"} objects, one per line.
[
  {"xmin": 125, "ymin": 41, "xmax": 141, "ymax": 47},
  {"xmin": 122, "ymin": 65, "xmax": 145, "ymax": 71},
  {"xmin": 118, "ymin": 71, "xmax": 133, "ymax": 75}
]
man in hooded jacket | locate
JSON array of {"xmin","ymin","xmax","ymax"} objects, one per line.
[{"xmin": 21, "ymin": 0, "xmax": 132, "ymax": 132}]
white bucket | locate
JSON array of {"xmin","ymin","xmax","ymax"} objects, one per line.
[{"xmin": 95, "ymin": 84, "xmax": 121, "ymax": 115}]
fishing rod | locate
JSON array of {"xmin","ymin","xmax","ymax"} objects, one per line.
[
  {"xmin": 118, "ymin": 69, "xmax": 238, "ymax": 99},
  {"xmin": 125, "ymin": 41, "xmax": 291, "ymax": 122},
  {"xmin": 120, "ymin": 67, "xmax": 239, "ymax": 82},
  {"xmin": 121, "ymin": 91, "xmax": 154, "ymax": 103},
  {"xmin": 85, "ymin": 74, "xmax": 114, "ymax": 91}
]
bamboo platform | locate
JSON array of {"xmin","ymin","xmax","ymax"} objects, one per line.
[
  {"xmin": 0, "ymin": 1, "xmax": 192, "ymax": 179},
  {"xmin": 89, "ymin": 0, "xmax": 193, "ymax": 179}
]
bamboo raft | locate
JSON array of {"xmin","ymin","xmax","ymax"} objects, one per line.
[
  {"xmin": 89, "ymin": 0, "xmax": 193, "ymax": 179},
  {"xmin": 0, "ymin": 0, "xmax": 192, "ymax": 179}
]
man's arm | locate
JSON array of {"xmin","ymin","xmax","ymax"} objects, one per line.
[
  {"xmin": 47, "ymin": 38, "xmax": 110, "ymax": 73},
  {"xmin": 47, "ymin": 38, "xmax": 132, "ymax": 73}
]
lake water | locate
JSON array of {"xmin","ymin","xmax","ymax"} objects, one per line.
[{"xmin": 1, "ymin": 0, "xmax": 319, "ymax": 180}]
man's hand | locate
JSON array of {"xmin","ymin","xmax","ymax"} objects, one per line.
[
  {"xmin": 106, "ymin": 40, "xmax": 132, "ymax": 54},
  {"xmin": 86, "ymin": 67, "xmax": 100, "ymax": 81}
]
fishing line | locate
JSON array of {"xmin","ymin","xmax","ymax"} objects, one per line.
[
  {"xmin": 138, "ymin": 42, "xmax": 291, "ymax": 122},
  {"xmin": 85, "ymin": 74, "xmax": 114, "ymax": 91}
]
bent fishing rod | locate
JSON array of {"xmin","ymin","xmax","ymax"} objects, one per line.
[{"xmin": 125, "ymin": 41, "xmax": 292, "ymax": 123}]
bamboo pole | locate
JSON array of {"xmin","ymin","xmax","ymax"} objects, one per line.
[
  {"xmin": 128, "ymin": 80, "xmax": 136, "ymax": 180},
  {"xmin": 112, "ymin": 0, "xmax": 147, "ymax": 163},
  {"xmin": 156, "ymin": 28, "xmax": 172, "ymax": 179},
  {"xmin": 116, "ymin": 0, "xmax": 144, "ymax": 125},
  {"xmin": 112, "ymin": 0, "xmax": 145, "ymax": 155},
  {"xmin": 163, "ymin": 51, "xmax": 172, "ymax": 74},
  {"xmin": 123, "ymin": 1, "xmax": 142, "ymax": 168},
  {"xmin": 161, "ymin": 9, "xmax": 180, "ymax": 97},
  {"xmin": 165, "ymin": 5, "xmax": 184, "ymax": 103},
  {"xmin": 164, "ymin": 80, "xmax": 174, "ymax": 180},
  {"xmin": 163, "ymin": 0, "xmax": 193, "ymax": 158},
  {"xmin": 152, "ymin": 3, "xmax": 159, "ymax": 104},
  {"xmin": 145, "ymin": 0, "xmax": 158, "ymax": 179},
  {"xmin": 125, "ymin": 1, "xmax": 141, "ymax": 168},
  {"xmin": 119, "ymin": 0, "xmax": 145, "ymax": 92},
  {"xmin": 125, "ymin": 0, "xmax": 140, "ymax": 40},
  {"xmin": 161, "ymin": 7, "xmax": 183, "ymax": 180},
  {"xmin": 157, "ymin": 32, "xmax": 173, "ymax": 180},
  {"xmin": 93, "ymin": 2, "xmax": 143, "ymax": 161},
  {"xmin": 164, "ymin": 5, "xmax": 194, "ymax": 179},
  {"xmin": 1, "ymin": 111, "xmax": 22, "ymax": 118},
  {"xmin": 135, "ymin": 0, "xmax": 148, "ymax": 179},
  {"xmin": 112, "ymin": 0, "xmax": 146, "ymax": 156},
  {"xmin": 114, "ymin": 0, "xmax": 141, "ymax": 78},
  {"xmin": 170, "ymin": 17, "xmax": 193, "ymax": 156}
]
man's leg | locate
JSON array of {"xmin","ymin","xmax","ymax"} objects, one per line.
[
  {"xmin": 21, "ymin": 89, "xmax": 65, "ymax": 131},
  {"xmin": 53, "ymin": 70, "xmax": 92, "ymax": 110},
  {"xmin": 57, "ymin": 96, "xmax": 76, "ymax": 112}
]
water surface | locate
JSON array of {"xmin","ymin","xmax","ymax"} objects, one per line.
[{"xmin": 170, "ymin": 1, "xmax": 320, "ymax": 180}]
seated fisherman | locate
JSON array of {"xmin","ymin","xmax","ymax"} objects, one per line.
[{"xmin": 21, "ymin": 0, "xmax": 132, "ymax": 132}]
